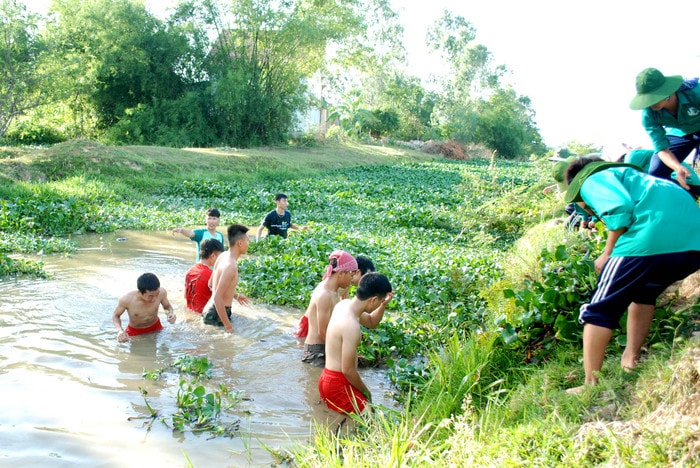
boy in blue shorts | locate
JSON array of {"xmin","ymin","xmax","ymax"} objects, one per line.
[{"xmin": 564, "ymin": 156, "xmax": 700, "ymax": 392}]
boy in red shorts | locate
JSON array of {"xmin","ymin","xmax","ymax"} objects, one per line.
[
  {"xmin": 112, "ymin": 272, "xmax": 175, "ymax": 342},
  {"xmin": 319, "ymin": 272, "xmax": 393, "ymax": 414}
]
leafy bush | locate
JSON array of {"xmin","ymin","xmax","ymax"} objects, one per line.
[
  {"xmin": 500, "ymin": 243, "xmax": 599, "ymax": 362},
  {"xmin": 3, "ymin": 120, "xmax": 66, "ymax": 145}
]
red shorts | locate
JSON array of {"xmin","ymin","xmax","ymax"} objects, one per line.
[
  {"xmin": 125, "ymin": 318, "xmax": 163, "ymax": 336},
  {"xmin": 318, "ymin": 368, "xmax": 368, "ymax": 414},
  {"xmin": 294, "ymin": 315, "xmax": 308, "ymax": 338}
]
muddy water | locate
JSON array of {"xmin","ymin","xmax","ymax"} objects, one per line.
[{"xmin": 0, "ymin": 231, "xmax": 397, "ymax": 467}]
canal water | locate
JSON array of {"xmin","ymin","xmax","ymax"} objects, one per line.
[{"xmin": 0, "ymin": 231, "xmax": 396, "ymax": 467}]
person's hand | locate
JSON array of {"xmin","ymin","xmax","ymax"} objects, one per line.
[
  {"xmin": 117, "ymin": 330, "xmax": 129, "ymax": 342},
  {"xmin": 594, "ymin": 252, "xmax": 610, "ymax": 274},
  {"xmin": 234, "ymin": 293, "xmax": 250, "ymax": 306},
  {"xmin": 166, "ymin": 311, "xmax": 176, "ymax": 324},
  {"xmin": 171, "ymin": 227, "xmax": 182, "ymax": 237},
  {"xmin": 675, "ymin": 165, "xmax": 691, "ymax": 189},
  {"xmin": 382, "ymin": 291, "xmax": 394, "ymax": 305},
  {"xmin": 224, "ymin": 326, "xmax": 234, "ymax": 334}
]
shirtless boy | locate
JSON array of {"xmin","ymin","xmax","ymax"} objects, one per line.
[
  {"xmin": 301, "ymin": 250, "xmax": 358, "ymax": 366},
  {"xmin": 296, "ymin": 254, "xmax": 386, "ymax": 338},
  {"xmin": 112, "ymin": 272, "xmax": 175, "ymax": 342},
  {"xmin": 319, "ymin": 272, "xmax": 393, "ymax": 414},
  {"xmin": 202, "ymin": 224, "xmax": 250, "ymax": 332}
]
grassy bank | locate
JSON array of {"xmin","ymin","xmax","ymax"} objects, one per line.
[{"xmin": 1, "ymin": 140, "xmax": 698, "ymax": 466}]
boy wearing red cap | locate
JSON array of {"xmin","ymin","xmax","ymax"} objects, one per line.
[{"xmin": 300, "ymin": 250, "xmax": 358, "ymax": 366}]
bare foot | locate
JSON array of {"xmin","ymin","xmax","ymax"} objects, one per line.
[{"xmin": 565, "ymin": 385, "xmax": 586, "ymax": 395}]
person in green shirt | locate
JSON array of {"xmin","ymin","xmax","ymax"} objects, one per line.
[
  {"xmin": 563, "ymin": 156, "xmax": 700, "ymax": 393},
  {"xmin": 630, "ymin": 67, "xmax": 700, "ymax": 191},
  {"xmin": 604, "ymin": 145, "xmax": 700, "ymax": 198},
  {"xmin": 171, "ymin": 207, "xmax": 226, "ymax": 261}
]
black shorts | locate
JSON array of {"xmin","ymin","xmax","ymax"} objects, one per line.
[
  {"xmin": 579, "ymin": 251, "xmax": 700, "ymax": 329},
  {"xmin": 302, "ymin": 343, "xmax": 325, "ymax": 367},
  {"xmin": 203, "ymin": 305, "xmax": 232, "ymax": 326}
]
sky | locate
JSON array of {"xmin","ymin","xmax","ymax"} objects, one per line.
[
  {"xmin": 394, "ymin": 0, "xmax": 700, "ymax": 148},
  {"xmin": 24, "ymin": 0, "xmax": 700, "ymax": 149}
]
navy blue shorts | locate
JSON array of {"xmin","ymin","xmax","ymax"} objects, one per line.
[{"xmin": 579, "ymin": 251, "xmax": 700, "ymax": 329}]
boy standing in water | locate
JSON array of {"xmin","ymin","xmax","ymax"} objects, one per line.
[
  {"xmin": 256, "ymin": 193, "xmax": 307, "ymax": 239},
  {"xmin": 300, "ymin": 250, "xmax": 358, "ymax": 366},
  {"xmin": 319, "ymin": 272, "xmax": 393, "ymax": 414},
  {"xmin": 184, "ymin": 238, "xmax": 225, "ymax": 313},
  {"xmin": 112, "ymin": 272, "xmax": 175, "ymax": 342},
  {"xmin": 202, "ymin": 224, "xmax": 250, "ymax": 332},
  {"xmin": 171, "ymin": 207, "xmax": 226, "ymax": 261}
]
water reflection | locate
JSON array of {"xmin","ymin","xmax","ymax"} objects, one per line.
[{"xmin": 0, "ymin": 231, "xmax": 397, "ymax": 466}]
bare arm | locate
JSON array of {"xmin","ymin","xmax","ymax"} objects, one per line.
[
  {"xmin": 658, "ymin": 149, "xmax": 690, "ymax": 189},
  {"xmin": 359, "ymin": 292, "xmax": 394, "ymax": 329},
  {"xmin": 315, "ymin": 293, "xmax": 334, "ymax": 342},
  {"xmin": 112, "ymin": 297, "xmax": 129, "ymax": 342},
  {"xmin": 171, "ymin": 227, "xmax": 195, "ymax": 238},
  {"xmin": 595, "ymin": 227, "xmax": 626, "ymax": 273},
  {"xmin": 160, "ymin": 289, "xmax": 176, "ymax": 324},
  {"xmin": 213, "ymin": 267, "xmax": 237, "ymax": 333},
  {"xmin": 256, "ymin": 224, "xmax": 265, "ymax": 240}
]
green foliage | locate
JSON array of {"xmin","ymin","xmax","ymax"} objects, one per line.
[
  {"xmin": 3, "ymin": 120, "xmax": 66, "ymax": 145},
  {"xmin": 501, "ymin": 241, "xmax": 599, "ymax": 361},
  {"xmin": 172, "ymin": 355, "xmax": 214, "ymax": 380},
  {"xmin": 0, "ymin": 0, "xmax": 52, "ymax": 138},
  {"xmin": 140, "ymin": 355, "xmax": 242, "ymax": 437},
  {"xmin": 171, "ymin": 380, "xmax": 241, "ymax": 436},
  {"xmin": 426, "ymin": 11, "xmax": 543, "ymax": 157},
  {"xmin": 0, "ymin": 252, "xmax": 47, "ymax": 277},
  {"xmin": 47, "ymin": 0, "xmax": 190, "ymax": 129}
]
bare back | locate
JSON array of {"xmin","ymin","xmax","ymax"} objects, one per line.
[
  {"xmin": 209, "ymin": 251, "xmax": 239, "ymax": 308},
  {"xmin": 304, "ymin": 280, "xmax": 339, "ymax": 345},
  {"xmin": 324, "ymin": 299, "xmax": 361, "ymax": 374}
]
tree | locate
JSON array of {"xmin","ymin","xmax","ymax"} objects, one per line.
[
  {"xmin": 426, "ymin": 9, "xmax": 543, "ymax": 157},
  {"xmin": 473, "ymin": 88, "xmax": 545, "ymax": 158},
  {"xmin": 0, "ymin": 0, "xmax": 50, "ymax": 138},
  {"xmin": 46, "ymin": 0, "xmax": 192, "ymax": 129}
]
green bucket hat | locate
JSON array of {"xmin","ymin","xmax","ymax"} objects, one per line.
[
  {"xmin": 565, "ymin": 162, "xmax": 640, "ymax": 204},
  {"xmin": 629, "ymin": 68, "xmax": 683, "ymax": 110},
  {"xmin": 551, "ymin": 156, "xmax": 577, "ymax": 193}
]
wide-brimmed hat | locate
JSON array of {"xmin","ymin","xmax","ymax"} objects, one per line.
[
  {"xmin": 630, "ymin": 68, "xmax": 683, "ymax": 110},
  {"xmin": 551, "ymin": 156, "xmax": 577, "ymax": 189},
  {"xmin": 565, "ymin": 162, "xmax": 640, "ymax": 203}
]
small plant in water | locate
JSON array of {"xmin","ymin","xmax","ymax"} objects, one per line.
[
  {"xmin": 173, "ymin": 355, "xmax": 213, "ymax": 380},
  {"xmin": 170, "ymin": 379, "xmax": 242, "ymax": 437},
  {"xmin": 142, "ymin": 367, "xmax": 164, "ymax": 381}
]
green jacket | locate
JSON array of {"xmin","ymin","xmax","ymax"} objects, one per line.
[
  {"xmin": 580, "ymin": 167, "xmax": 700, "ymax": 256},
  {"xmin": 641, "ymin": 80, "xmax": 700, "ymax": 151}
]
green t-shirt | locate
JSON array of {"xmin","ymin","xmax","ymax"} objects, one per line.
[
  {"xmin": 192, "ymin": 229, "xmax": 225, "ymax": 261},
  {"xmin": 580, "ymin": 167, "xmax": 700, "ymax": 256}
]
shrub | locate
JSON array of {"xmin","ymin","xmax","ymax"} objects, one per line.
[
  {"xmin": 421, "ymin": 139, "xmax": 468, "ymax": 160},
  {"xmin": 3, "ymin": 121, "xmax": 66, "ymax": 146}
]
